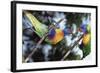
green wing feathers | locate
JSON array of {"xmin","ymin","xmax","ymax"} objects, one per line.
[{"xmin": 24, "ymin": 11, "xmax": 48, "ymax": 38}]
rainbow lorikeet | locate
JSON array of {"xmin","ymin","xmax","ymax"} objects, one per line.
[{"xmin": 24, "ymin": 11, "xmax": 65, "ymax": 45}]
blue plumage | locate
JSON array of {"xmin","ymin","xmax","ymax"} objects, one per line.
[
  {"xmin": 80, "ymin": 24, "xmax": 87, "ymax": 33},
  {"xmin": 48, "ymin": 28, "xmax": 56, "ymax": 39}
]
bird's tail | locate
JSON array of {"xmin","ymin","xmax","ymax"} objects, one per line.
[{"xmin": 24, "ymin": 11, "xmax": 47, "ymax": 37}]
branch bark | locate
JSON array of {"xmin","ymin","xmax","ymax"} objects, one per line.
[
  {"xmin": 25, "ymin": 25, "xmax": 55, "ymax": 62},
  {"xmin": 61, "ymin": 34, "xmax": 84, "ymax": 61}
]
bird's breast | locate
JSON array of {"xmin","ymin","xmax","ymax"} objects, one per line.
[{"xmin": 51, "ymin": 29, "xmax": 64, "ymax": 44}]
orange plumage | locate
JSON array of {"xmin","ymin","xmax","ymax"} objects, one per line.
[{"xmin": 51, "ymin": 29, "xmax": 64, "ymax": 44}]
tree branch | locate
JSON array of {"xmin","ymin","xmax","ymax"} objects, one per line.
[
  {"xmin": 25, "ymin": 25, "xmax": 55, "ymax": 62},
  {"xmin": 61, "ymin": 34, "xmax": 84, "ymax": 61}
]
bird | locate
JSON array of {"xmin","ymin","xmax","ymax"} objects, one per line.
[
  {"xmin": 79, "ymin": 17, "xmax": 91, "ymax": 46},
  {"xmin": 24, "ymin": 11, "xmax": 64, "ymax": 45}
]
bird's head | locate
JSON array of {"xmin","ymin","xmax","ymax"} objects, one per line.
[{"xmin": 80, "ymin": 23, "xmax": 90, "ymax": 34}]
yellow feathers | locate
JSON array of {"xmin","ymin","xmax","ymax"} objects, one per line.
[
  {"xmin": 51, "ymin": 29, "xmax": 64, "ymax": 44},
  {"xmin": 82, "ymin": 34, "xmax": 91, "ymax": 45}
]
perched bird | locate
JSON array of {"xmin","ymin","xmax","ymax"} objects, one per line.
[
  {"xmin": 78, "ymin": 17, "xmax": 91, "ymax": 59},
  {"xmin": 24, "ymin": 11, "xmax": 64, "ymax": 45}
]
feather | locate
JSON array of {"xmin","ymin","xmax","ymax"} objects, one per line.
[
  {"xmin": 24, "ymin": 11, "xmax": 48, "ymax": 38},
  {"xmin": 51, "ymin": 29, "xmax": 64, "ymax": 44}
]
